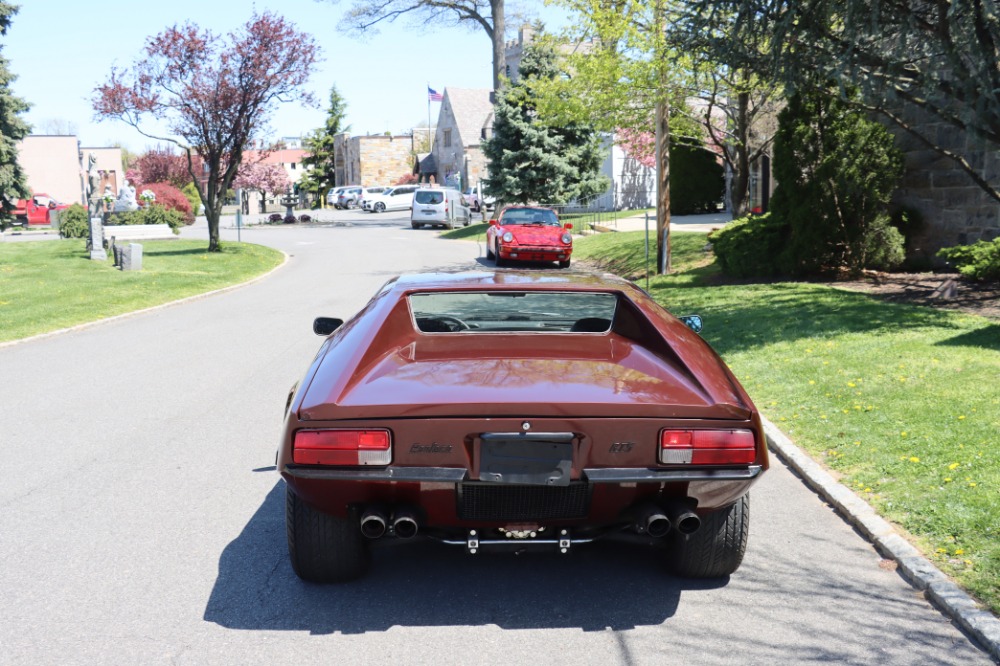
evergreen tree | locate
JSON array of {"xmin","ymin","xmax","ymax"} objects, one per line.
[
  {"xmin": 770, "ymin": 88, "xmax": 905, "ymax": 275},
  {"xmin": 300, "ymin": 85, "xmax": 350, "ymax": 198},
  {"xmin": 0, "ymin": 3, "xmax": 31, "ymax": 216},
  {"xmin": 482, "ymin": 43, "xmax": 608, "ymax": 206}
]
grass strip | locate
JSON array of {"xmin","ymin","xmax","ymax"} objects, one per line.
[
  {"xmin": 0, "ymin": 239, "xmax": 284, "ymax": 343},
  {"xmin": 576, "ymin": 230, "xmax": 1000, "ymax": 615}
]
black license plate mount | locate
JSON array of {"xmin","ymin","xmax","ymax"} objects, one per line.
[{"xmin": 479, "ymin": 433, "xmax": 574, "ymax": 486}]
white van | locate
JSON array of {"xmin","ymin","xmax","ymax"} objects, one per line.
[{"xmin": 410, "ymin": 188, "xmax": 472, "ymax": 229}]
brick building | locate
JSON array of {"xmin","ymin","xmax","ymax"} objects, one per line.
[{"xmin": 334, "ymin": 134, "xmax": 418, "ymax": 187}]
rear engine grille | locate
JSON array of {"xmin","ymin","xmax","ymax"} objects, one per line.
[{"xmin": 458, "ymin": 482, "xmax": 591, "ymax": 521}]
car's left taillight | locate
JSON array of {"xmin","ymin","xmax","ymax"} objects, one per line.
[
  {"xmin": 293, "ymin": 429, "xmax": 392, "ymax": 465},
  {"xmin": 659, "ymin": 429, "xmax": 756, "ymax": 465}
]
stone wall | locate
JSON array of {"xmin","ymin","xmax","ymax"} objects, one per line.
[
  {"xmin": 334, "ymin": 134, "xmax": 416, "ymax": 187},
  {"xmin": 888, "ymin": 109, "xmax": 1000, "ymax": 261}
]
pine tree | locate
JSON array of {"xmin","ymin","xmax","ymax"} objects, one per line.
[
  {"xmin": 482, "ymin": 43, "xmax": 608, "ymax": 206},
  {"xmin": 300, "ymin": 86, "xmax": 349, "ymax": 199},
  {"xmin": 0, "ymin": 3, "xmax": 31, "ymax": 216}
]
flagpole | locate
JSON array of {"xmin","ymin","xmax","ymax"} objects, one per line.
[{"xmin": 427, "ymin": 82, "xmax": 431, "ymax": 161}]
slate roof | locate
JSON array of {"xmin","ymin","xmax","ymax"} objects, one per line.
[{"xmin": 444, "ymin": 88, "xmax": 494, "ymax": 148}]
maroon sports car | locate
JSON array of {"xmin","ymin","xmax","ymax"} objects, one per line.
[
  {"xmin": 486, "ymin": 206, "xmax": 574, "ymax": 268},
  {"xmin": 278, "ymin": 271, "xmax": 768, "ymax": 582}
]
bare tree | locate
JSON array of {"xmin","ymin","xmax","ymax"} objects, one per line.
[
  {"xmin": 37, "ymin": 118, "xmax": 78, "ymax": 136},
  {"xmin": 333, "ymin": 0, "xmax": 513, "ymax": 91}
]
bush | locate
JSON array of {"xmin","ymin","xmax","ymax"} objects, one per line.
[
  {"xmin": 770, "ymin": 88, "xmax": 905, "ymax": 276},
  {"xmin": 58, "ymin": 203, "xmax": 89, "ymax": 239},
  {"xmin": 709, "ymin": 212, "xmax": 791, "ymax": 278},
  {"xmin": 298, "ymin": 213, "xmax": 312, "ymax": 222},
  {"xmin": 938, "ymin": 238, "xmax": 1000, "ymax": 281},
  {"xmin": 142, "ymin": 182, "xmax": 194, "ymax": 224},
  {"xmin": 283, "ymin": 214, "xmax": 297, "ymax": 224},
  {"xmin": 670, "ymin": 141, "xmax": 725, "ymax": 215},
  {"xmin": 181, "ymin": 182, "xmax": 201, "ymax": 218},
  {"xmin": 106, "ymin": 204, "xmax": 183, "ymax": 234},
  {"xmin": 268, "ymin": 213, "xmax": 283, "ymax": 223}
]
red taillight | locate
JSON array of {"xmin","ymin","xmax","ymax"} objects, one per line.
[
  {"xmin": 293, "ymin": 429, "xmax": 391, "ymax": 466},
  {"xmin": 659, "ymin": 429, "xmax": 756, "ymax": 465}
]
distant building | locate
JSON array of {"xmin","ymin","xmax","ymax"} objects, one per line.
[
  {"xmin": 429, "ymin": 88, "xmax": 493, "ymax": 190},
  {"xmin": 15, "ymin": 135, "xmax": 123, "ymax": 206},
  {"xmin": 333, "ymin": 134, "xmax": 418, "ymax": 187},
  {"xmin": 243, "ymin": 148, "xmax": 311, "ymax": 188}
]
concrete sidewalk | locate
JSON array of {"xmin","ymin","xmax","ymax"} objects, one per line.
[{"xmin": 591, "ymin": 211, "xmax": 731, "ymax": 234}]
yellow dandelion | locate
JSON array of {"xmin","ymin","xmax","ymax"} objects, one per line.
[
  {"xmin": 936, "ymin": 548, "xmax": 947, "ymax": 553},
  {"xmin": 948, "ymin": 463, "xmax": 960, "ymax": 470},
  {"xmin": 901, "ymin": 431, "xmax": 908, "ymax": 437},
  {"xmin": 847, "ymin": 382, "xmax": 856, "ymax": 388},
  {"xmin": 955, "ymin": 549, "xmax": 965, "ymax": 555},
  {"xmin": 809, "ymin": 380, "xmax": 816, "ymax": 385},
  {"xmin": 969, "ymin": 482, "xmax": 978, "ymax": 487},
  {"xmin": 964, "ymin": 559, "xmax": 972, "ymax": 566},
  {"xmin": 944, "ymin": 478, "xmax": 953, "ymax": 483},
  {"xmin": 909, "ymin": 456, "xmax": 920, "ymax": 463},
  {"xmin": 958, "ymin": 415, "xmax": 966, "ymax": 420},
  {"xmin": 864, "ymin": 487, "xmax": 872, "ymax": 492}
]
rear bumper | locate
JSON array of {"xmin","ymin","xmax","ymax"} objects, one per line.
[{"xmin": 284, "ymin": 465, "xmax": 763, "ymax": 483}]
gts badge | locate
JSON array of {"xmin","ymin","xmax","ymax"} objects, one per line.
[
  {"xmin": 609, "ymin": 442, "xmax": 634, "ymax": 453},
  {"xmin": 410, "ymin": 443, "xmax": 453, "ymax": 454}
]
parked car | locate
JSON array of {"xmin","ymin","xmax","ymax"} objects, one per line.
[
  {"xmin": 363, "ymin": 184, "xmax": 420, "ymax": 213},
  {"xmin": 278, "ymin": 270, "xmax": 768, "ymax": 582},
  {"xmin": 336, "ymin": 186, "xmax": 364, "ymax": 209},
  {"xmin": 326, "ymin": 187, "xmax": 348, "ymax": 207},
  {"xmin": 464, "ymin": 184, "xmax": 495, "ymax": 212},
  {"xmin": 410, "ymin": 187, "xmax": 472, "ymax": 229},
  {"xmin": 11, "ymin": 193, "xmax": 72, "ymax": 227},
  {"xmin": 357, "ymin": 186, "xmax": 390, "ymax": 211},
  {"xmin": 486, "ymin": 205, "xmax": 574, "ymax": 268}
]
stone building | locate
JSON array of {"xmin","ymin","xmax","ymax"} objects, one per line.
[
  {"xmin": 428, "ymin": 88, "xmax": 493, "ymax": 190},
  {"xmin": 886, "ymin": 107, "xmax": 1000, "ymax": 260},
  {"xmin": 333, "ymin": 134, "xmax": 418, "ymax": 187}
]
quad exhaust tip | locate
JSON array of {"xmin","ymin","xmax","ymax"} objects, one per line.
[
  {"xmin": 392, "ymin": 508, "xmax": 420, "ymax": 539},
  {"xmin": 636, "ymin": 504, "xmax": 672, "ymax": 538},
  {"xmin": 667, "ymin": 503, "xmax": 701, "ymax": 535}
]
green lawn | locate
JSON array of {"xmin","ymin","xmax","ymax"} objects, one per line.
[
  {"xmin": 575, "ymin": 230, "xmax": 1000, "ymax": 615},
  {"xmin": 0, "ymin": 239, "xmax": 284, "ymax": 343}
]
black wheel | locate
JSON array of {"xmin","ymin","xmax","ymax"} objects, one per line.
[
  {"xmin": 664, "ymin": 494, "xmax": 749, "ymax": 578},
  {"xmin": 411, "ymin": 222, "xmax": 422, "ymax": 229},
  {"xmin": 374, "ymin": 202, "xmax": 385, "ymax": 213},
  {"xmin": 558, "ymin": 259, "xmax": 571, "ymax": 269},
  {"xmin": 486, "ymin": 241, "xmax": 495, "ymax": 260},
  {"xmin": 286, "ymin": 485, "xmax": 370, "ymax": 583}
]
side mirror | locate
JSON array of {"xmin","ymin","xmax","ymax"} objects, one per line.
[
  {"xmin": 564, "ymin": 222, "xmax": 573, "ymax": 230},
  {"xmin": 679, "ymin": 315, "xmax": 703, "ymax": 333},
  {"xmin": 489, "ymin": 219, "xmax": 499, "ymax": 226},
  {"xmin": 313, "ymin": 317, "xmax": 344, "ymax": 336}
]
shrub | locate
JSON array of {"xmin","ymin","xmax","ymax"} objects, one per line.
[
  {"xmin": 106, "ymin": 204, "xmax": 183, "ymax": 233},
  {"xmin": 181, "ymin": 182, "xmax": 201, "ymax": 218},
  {"xmin": 298, "ymin": 213, "xmax": 312, "ymax": 222},
  {"xmin": 58, "ymin": 203, "xmax": 89, "ymax": 239},
  {"xmin": 938, "ymin": 238, "xmax": 1000, "ymax": 281},
  {"xmin": 142, "ymin": 182, "xmax": 194, "ymax": 224},
  {"xmin": 709, "ymin": 212, "xmax": 791, "ymax": 278},
  {"xmin": 283, "ymin": 214, "xmax": 297, "ymax": 224},
  {"xmin": 670, "ymin": 141, "xmax": 725, "ymax": 215},
  {"xmin": 770, "ymin": 88, "xmax": 905, "ymax": 276},
  {"xmin": 268, "ymin": 213, "xmax": 283, "ymax": 223}
]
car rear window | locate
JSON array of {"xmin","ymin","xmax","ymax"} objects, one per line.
[
  {"xmin": 415, "ymin": 191, "xmax": 445, "ymax": 205},
  {"xmin": 500, "ymin": 208, "xmax": 560, "ymax": 226},
  {"xmin": 409, "ymin": 291, "xmax": 618, "ymax": 333}
]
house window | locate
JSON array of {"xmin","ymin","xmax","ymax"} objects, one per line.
[
  {"xmin": 291, "ymin": 162, "xmax": 296, "ymax": 169},
  {"xmin": 443, "ymin": 129, "xmax": 452, "ymax": 148}
]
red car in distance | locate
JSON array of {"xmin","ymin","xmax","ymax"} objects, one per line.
[
  {"xmin": 486, "ymin": 205, "xmax": 573, "ymax": 268},
  {"xmin": 277, "ymin": 271, "xmax": 768, "ymax": 583}
]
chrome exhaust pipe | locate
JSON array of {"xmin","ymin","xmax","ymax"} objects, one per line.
[
  {"xmin": 635, "ymin": 504, "xmax": 672, "ymax": 538},
  {"xmin": 667, "ymin": 502, "xmax": 701, "ymax": 535},
  {"xmin": 392, "ymin": 508, "xmax": 419, "ymax": 539},
  {"xmin": 359, "ymin": 507, "xmax": 388, "ymax": 539}
]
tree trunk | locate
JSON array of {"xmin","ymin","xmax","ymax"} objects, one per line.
[
  {"xmin": 731, "ymin": 91, "xmax": 752, "ymax": 219},
  {"xmin": 491, "ymin": 0, "xmax": 505, "ymax": 92},
  {"xmin": 206, "ymin": 206, "xmax": 221, "ymax": 252},
  {"xmin": 655, "ymin": 99, "xmax": 671, "ymax": 275}
]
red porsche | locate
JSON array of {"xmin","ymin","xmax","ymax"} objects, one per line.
[
  {"xmin": 278, "ymin": 271, "xmax": 768, "ymax": 582},
  {"xmin": 486, "ymin": 205, "xmax": 573, "ymax": 268}
]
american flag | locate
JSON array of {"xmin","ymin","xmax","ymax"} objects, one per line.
[{"xmin": 427, "ymin": 86, "xmax": 443, "ymax": 102}]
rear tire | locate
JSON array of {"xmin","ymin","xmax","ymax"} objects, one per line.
[
  {"xmin": 664, "ymin": 494, "xmax": 749, "ymax": 578},
  {"xmin": 411, "ymin": 222, "xmax": 422, "ymax": 229},
  {"xmin": 286, "ymin": 485, "xmax": 370, "ymax": 583}
]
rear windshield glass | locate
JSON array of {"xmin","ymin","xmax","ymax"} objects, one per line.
[
  {"xmin": 500, "ymin": 208, "xmax": 560, "ymax": 226},
  {"xmin": 414, "ymin": 191, "xmax": 444, "ymax": 205},
  {"xmin": 409, "ymin": 291, "xmax": 617, "ymax": 333}
]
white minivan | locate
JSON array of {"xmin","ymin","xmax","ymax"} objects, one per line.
[{"xmin": 410, "ymin": 188, "xmax": 472, "ymax": 229}]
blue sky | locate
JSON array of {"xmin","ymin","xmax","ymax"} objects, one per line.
[{"xmin": 5, "ymin": 1, "xmax": 565, "ymax": 151}]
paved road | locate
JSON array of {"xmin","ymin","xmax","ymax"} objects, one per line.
[{"xmin": 0, "ymin": 209, "xmax": 992, "ymax": 665}]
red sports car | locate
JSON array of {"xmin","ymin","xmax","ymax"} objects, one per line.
[
  {"xmin": 486, "ymin": 206, "xmax": 573, "ymax": 268},
  {"xmin": 278, "ymin": 271, "xmax": 768, "ymax": 582}
]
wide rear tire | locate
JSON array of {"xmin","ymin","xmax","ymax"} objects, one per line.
[
  {"xmin": 664, "ymin": 494, "xmax": 749, "ymax": 578},
  {"xmin": 286, "ymin": 485, "xmax": 370, "ymax": 583}
]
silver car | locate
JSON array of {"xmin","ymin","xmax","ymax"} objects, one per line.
[{"xmin": 410, "ymin": 188, "xmax": 472, "ymax": 229}]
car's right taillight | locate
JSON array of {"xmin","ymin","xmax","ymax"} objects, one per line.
[
  {"xmin": 293, "ymin": 429, "xmax": 391, "ymax": 465},
  {"xmin": 659, "ymin": 429, "xmax": 756, "ymax": 465}
]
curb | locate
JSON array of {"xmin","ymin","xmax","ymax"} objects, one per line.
[
  {"xmin": 0, "ymin": 250, "xmax": 289, "ymax": 350},
  {"xmin": 762, "ymin": 417, "xmax": 1000, "ymax": 661}
]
